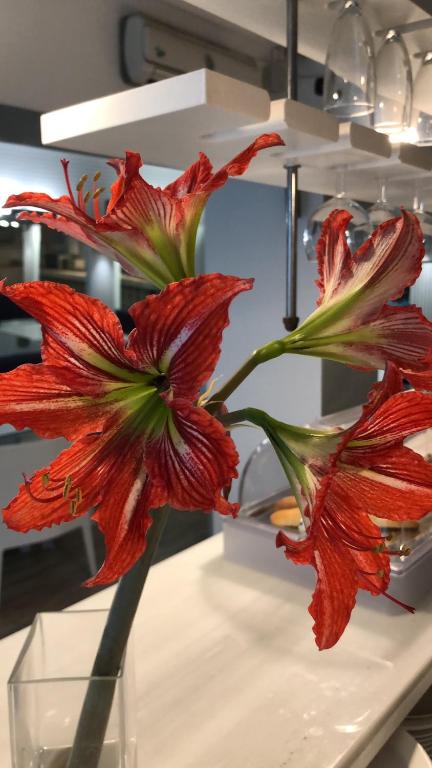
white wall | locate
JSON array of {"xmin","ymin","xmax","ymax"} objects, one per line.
[
  {"xmin": 0, "ymin": 0, "xmax": 269, "ymax": 112},
  {"xmin": 205, "ymin": 180, "xmax": 322, "ymax": 502}
]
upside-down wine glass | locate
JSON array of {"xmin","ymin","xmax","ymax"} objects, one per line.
[
  {"xmin": 323, "ymin": 0, "xmax": 376, "ymax": 120},
  {"xmin": 374, "ymin": 30, "xmax": 412, "ymax": 137},
  {"xmin": 413, "ymin": 51, "xmax": 432, "ymax": 146},
  {"xmin": 303, "ymin": 168, "xmax": 371, "ymax": 262},
  {"xmin": 369, "ymin": 179, "xmax": 397, "ymax": 227}
]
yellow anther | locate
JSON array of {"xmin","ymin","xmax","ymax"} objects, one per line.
[
  {"xmin": 70, "ymin": 499, "xmax": 79, "ymax": 517},
  {"xmin": 401, "ymin": 545, "xmax": 411, "ymax": 557},
  {"xmin": 62, "ymin": 475, "xmax": 72, "ymax": 498},
  {"xmin": 41, "ymin": 473, "xmax": 50, "ymax": 488},
  {"xmin": 76, "ymin": 174, "xmax": 88, "ymax": 192},
  {"xmin": 75, "ymin": 487, "xmax": 83, "ymax": 504},
  {"xmin": 197, "ymin": 376, "xmax": 223, "ymax": 407},
  {"xmin": 93, "ymin": 171, "xmax": 101, "ymax": 182},
  {"xmin": 84, "ymin": 190, "xmax": 92, "ymax": 204},
  {"xmin": 93, "ymin": 186, "xmax": 105, "ymax": 199}
]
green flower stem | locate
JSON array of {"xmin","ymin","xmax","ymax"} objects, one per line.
[
  {"xmin": 209, "ymin": 320, "xmax": 374, "ymax": 408},
  {"xmin": 220, "ymin": 407, "xmax": 309, "ymax": 511},
  {"xmin": 66, "ymin": 506, "xmax": 170, "ymax": 768},
  {"xmin": 209, "ymin": 340, "xmax": 286, "ymax": 406}
]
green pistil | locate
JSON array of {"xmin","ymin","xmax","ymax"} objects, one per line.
[{"xmin": 85, "ymin": 353, "xmax": 152, "ymax": 384}]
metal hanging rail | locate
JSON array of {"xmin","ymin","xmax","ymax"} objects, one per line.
[{"xmin": 283, "ymin": 0, "xmax": 299, "ymax": 332}]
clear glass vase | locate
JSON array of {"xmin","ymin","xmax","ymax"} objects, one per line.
[{"xmin": 8, "ymin": 610, "xmax": 136, "ymax": 768}]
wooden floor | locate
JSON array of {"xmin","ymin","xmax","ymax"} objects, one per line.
[{"xmin": 0, "ymin": 510, "xmax": 212, "ymax": 638}]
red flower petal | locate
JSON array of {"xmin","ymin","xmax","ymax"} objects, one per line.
[
  {"xmin": 16, "ymin": 211, "xmax": 162, "ymax": 280},
  {"xmin": 85, "ymin": 444, "xmax": 164, "ymax": 587},
  {"xmin": 3, "ymin": 432, "xmax": 110, "ymax": 532},
  {"xmin": 316, "ymin": 210, "xmax": 353, "ymax": 306},
  {"xmin": 278, "ymin": 527, "xmax": 357, "ymax": 650},
  {"xmin": 302, "ymin": 304, "xmax": 432, "ymax": 371},
  {"xmin": 362, "ymin": 362, "xmax": 403, "ymax": 418},
  {"xmin": 351, "ymin": 211, "xmax": 424, "ymax": 314},
  {"xmin": 5, "ymin": 192, "xmax": 88, "ymax": 225},
  {"xmin": 314, "ymin": 209, "xmax": 423, "ymax": 328},
  {"xmin": 352, "ymin": 390, "xmax": 432, "ymax": 446},
  {"xmin": 1, "ymin": 281, "xmax": 137, "ymax": 383},
  {"xmin": 335, "ymin": 446, "xmax": 432, "ymax": 520},
  {"xmin": 128, "ymin": 273, "xmax": 253, "ymax": 399},
  {"xmin": 147, "ymin": 401, "xmax": 239, "ymax": 516},
  {"xmin": 403, "ymin": 368, "xmax": 432, "ymax": 391},
  {"xmin": 308, "ymin": 535, "xmax": 358, "ymax": 650},
  {"xmin": 164, "ymin": 153, "xmax": 214, "ymax": 197},
  {"xmin": 204, "ymin": 133, "xmax": 285, "ymax": 192},
  {"xmin": 0, "ymin": 363, "xmax": 113, "ymax": 440},
  {"xmin": 106, "ymin": 151, "xmax": 142, "ymax": 212}
]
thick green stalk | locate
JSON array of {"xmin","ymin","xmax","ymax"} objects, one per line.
[
  {"xmin": 66, "ymin": 507, "xmax": 170, "ymax": 768},
  {"xmin": 209, "ymin": 340, "xmax": 286, "ymax": 406}
]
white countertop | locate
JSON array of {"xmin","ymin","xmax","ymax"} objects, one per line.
[{"xmin": 1, "ymin": 533, "xmax": 432, "ymax": 767}]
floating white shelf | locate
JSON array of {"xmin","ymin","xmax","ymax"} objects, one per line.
[
  {"xmin": 40, "ymin": 69, "xmax": 271, "ymax": 169},
  {"xmin": 41, "ymin": 68, "xmax": 432, "ymax": 209}
]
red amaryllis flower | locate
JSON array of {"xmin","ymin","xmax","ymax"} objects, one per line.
[
  {"xmin": 5, "ymin": 134, "xmax": 283, "ymax": 287},
  {"xmin": 0, "ymin": 274, "xmax": 252, "ymax": 585},
  {"xmin": 236, "ymin": 365, "xmax": 432, "ymax": 649},
  {"xmin": 282, "ymin": 209, "xmax": 432, "ymax": 378}
]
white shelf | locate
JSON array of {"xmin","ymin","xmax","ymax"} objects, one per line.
[
  {"xmin": 41, "ymin": 67, "xmax": 432, "ymax": 209},
  {"xmin": 41, "ymin": 68, "xmax": 271, "ymax": 169}
]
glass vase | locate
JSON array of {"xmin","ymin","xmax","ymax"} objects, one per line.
[{"xmin": 8, "ymin": 610, "xmax": 136, "ymax": 768}]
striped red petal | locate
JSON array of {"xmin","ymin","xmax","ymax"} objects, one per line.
[
  {"xmin": 352, "ymin": 389, "xmax": 432, "ymax": 446},
  {"xmin": 200, "ymin": 133, "xmax": 285, "ymax": 192},
  {"xmin": 316, "ymin": 210, "xmax": 353, "ymax": 305},
  {"xmin": 147, "ymin": 401, "xmax": 239, "ymax": 517},
  {"xmin": 85, "ymin": 443, "xmax": 163, "ymax": 587},
  {"xmin": 277, "ymin": 526, "xmax": 358, "ymax": 650},
  {"xmin": 316, "ymin": 210, "xmax": 424, "ymax": 326},
  {"xmin": 128, "ymin": 273, "xmax": 253, "ymax": 400},
  {"xmin": 5, "ymin": 191, "xmax": 90, "ymax": 226},
  {"xmin": 1, "ymin": 281, "xmax": 138, "ymax": 385},
  {"xmin": 402, "ymin": 367, "xmax": 432, "ymax": 391},
  {"xmin": 3, "ymin": 432, "xmax": 112, "ymax": 532},
  {"xmin": 335, "ymin": 447, "xmax": 432, "ymax": 520},
  {"xmin": 0, "ymin": 363, "xmax": 113, "ymax": 440}
]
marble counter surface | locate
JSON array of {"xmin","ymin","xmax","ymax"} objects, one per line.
[{"xmin": 0, "ymin": 533, "xmax": 431, "ymax": 767}]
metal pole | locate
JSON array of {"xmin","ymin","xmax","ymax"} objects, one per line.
[{"xmin": 283, "ymin": 0, "xmax": 299, "ymax": 332}]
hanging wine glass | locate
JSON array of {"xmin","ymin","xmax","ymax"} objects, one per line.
[
  {"xmin": 413, "ymin": 51, "xmax": 432, "ymax": 146},
  {"xmin": 303, "ymin": 169, "xmax": 371, "ymax": 262},
  {"xmin": 374, "ymin": 30, "xmax": 412, "ymax": 136},
  {"xmin": 369, "ymin": 179, "xmax": 397, "ymax": 226},
  {"xmin": 323, "ymin": 0, "xmax": 375, "ymax": 119},
  {"xmin": 412, "ymin": 192, "xmax": 432, "ymax": 263}
]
